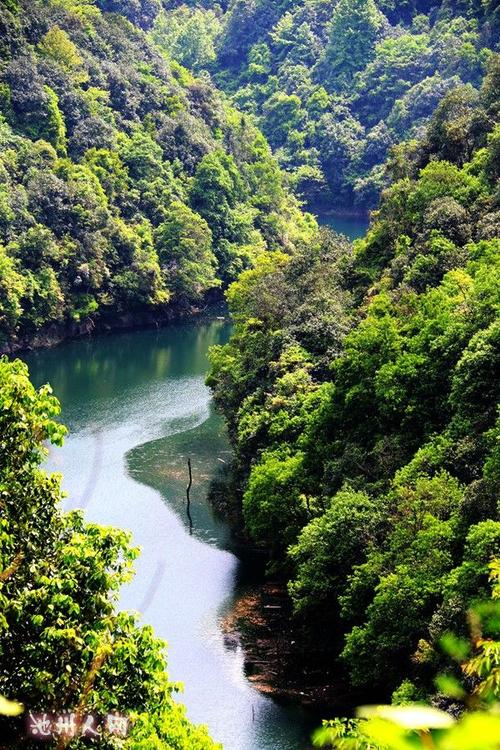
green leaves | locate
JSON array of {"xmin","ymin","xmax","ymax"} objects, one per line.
[
  {"xmin": 206, "ymin": 60, "xmax": 500, "ymax": 704},
  {"xmin": 243, "ymin": 448, "xmax": 307, "ymax": 553},
  {"xmin": 0, "ymin": 357, "xmax": 218, "ymax": 748},
  {"xmin": 322, "ymin": 0, "xmax": 386, "ymax": 90},
  {"xmin": 435, "ymin": 673, "xmax": 467, "ymax": 700},
  {"xmin": 155, "ymin": 201, "xmax": 218, "ymax": 300},
  {"xmin": 440, "ymin": 633, "xmax": 471, "ymax": 662},
  {"xmin": 288, "ymin": 487, "xmax": 384, "ymax": 618},
  {"xmin": 313, "ymin": 695, "xmax": 500, "ymax": 750},
  {"xmin": 357, "ymin": 705, "xmax": 454, "ymax": 730},
  {"xmin": 0, "ymin": 0, "xmax": 312, "ymax": 343},
  {"xmin": 0, "ymin": 695, "xmax": 23, "ymax": 716}
]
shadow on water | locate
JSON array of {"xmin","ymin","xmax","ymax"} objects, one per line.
[
  {"xmin": 23, "ymin": 318, "xmax": 319, "ymax": 750},
  {"xmin": 124, "ymin": 406, "xmax": 319, "ymax": 750},
  {"xmin": 126, "ymin": 404, "xmax": 234, "ymax": 550}
]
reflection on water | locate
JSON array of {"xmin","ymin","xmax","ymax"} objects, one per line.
[{"xmin": 23, "ymin": 320, "xmax": 317, "ymax": 750}]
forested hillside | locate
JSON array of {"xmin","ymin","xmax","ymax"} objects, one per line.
[
  {"xmin": 0, "ymin": 0, "xmax": 313, "ymax": 350},
  {"xmin": 0, "ymin": 0, "xmax": 315, "ymax": 746},
  {"xmin": 155, "ymin": 0, "xmax": 499, "ymax": 208},
  {"xmin": 208, "ymin": 57, "xmax": 500, "ymax": 703},
  {"xmin": 0, "ymin": 0, "xmax": 499, "ymax": 746}
]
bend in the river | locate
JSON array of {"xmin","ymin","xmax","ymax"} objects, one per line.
[
  {"xmin": 23, "ymin": 214, "xmax": 366, "ymax": 750},
  {"xmin": 23, "ymin": 320, "xmax": 316, "ymax": 750}
]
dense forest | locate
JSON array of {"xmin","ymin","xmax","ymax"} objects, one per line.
[
  {"xmin": 208, "ymin": 51, "xmax": 500, "ymax": 711},
  {"xmin": 154, "ymin": 0, "xmax": 500, "ymax": 208},
  {"xmin": 0, "ymin": 0, "xmax": 499, "ymax": 748},
  {"xmin": 0, "ymin": 0, "xmax": 313, "ymax": 349},
  {"xmin": 0, "ymin": 0, "xmax": 309, "ymax": 745}
]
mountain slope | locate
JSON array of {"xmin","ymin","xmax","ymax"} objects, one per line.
[
  {"xmin": 207, "ymin": 56, "xmax": 500, "ymax": 702},
  {"xmin": 155, "ymin": 0, "xmax": 499, "ymax": 209},
  {"xmin": 0, "ymin": 0, "xmax": 314, "ymax": 349}
]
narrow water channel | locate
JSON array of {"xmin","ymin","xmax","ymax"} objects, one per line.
[
  {"xmin": 313, "ymin": 210, "xmax": 370, "ymax": 240},
  {"xmin": 23, "ymin": 320, "xmax": 317, "ymax": 750},
  {"xmin": 23, "ymin": 215, "xmax": 368, "ymax": 749}
]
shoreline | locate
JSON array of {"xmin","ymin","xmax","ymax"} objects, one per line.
[
  {"xmin": 220, "ymin": 580, "xmax": 355, "ymax": 716},
  {"xmin": 307, "ymin": 205, "xmax": 371, "ymax": 221},
  {"xmin": 8, "ymin": 299, "xmax": 352, "ymax": 719},
  {"xmin": 210, "ymin": 470, "xmax": 362, "ymax": 717},
  {"xmin": 0, "ymin": 294, "xmax": 227, "ymax": 357}
]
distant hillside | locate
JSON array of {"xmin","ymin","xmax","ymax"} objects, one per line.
[{"xmin": 154, "ymin": 0, "xmax": 500, "ymax": 208}]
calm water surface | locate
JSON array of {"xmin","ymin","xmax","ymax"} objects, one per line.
[
  {"xmin": 23, "ymin": 320, "xmax": 317, "ymax": 750},
  {"xmin": 313, "ymin": 210, "xmax": 370, "ymax": 240}
]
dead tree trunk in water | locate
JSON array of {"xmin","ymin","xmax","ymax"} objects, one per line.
[{"xmin": 186, "ymin": 458, "xmax": 193, "ymax": 533}]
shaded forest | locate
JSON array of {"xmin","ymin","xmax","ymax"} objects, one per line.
[{"xmin": 155, "ymin": 0, "xmax": 499, "ymax": 208}]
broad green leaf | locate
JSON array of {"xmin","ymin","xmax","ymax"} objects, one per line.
[{"xmin": 357, "ymin": 705, "xmax": 455, "ymax": 730}]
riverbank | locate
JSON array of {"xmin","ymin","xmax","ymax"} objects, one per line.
[
  {"xmin": 220, "ymin": 578, "xmax": 355, "ymax": 717},
  {"xmin": 24, "ymin": 319, "xmax": 317, "ymax": 750},
  {"xmin": 1, "ymin": 293, "xmax": 226, "ymax": 356},
  {"xmin": 308, "ymin": 205, "xmax": 371, "ymax": 220},
  {"xmin": 2, "ymin": 210, "xmax": 369, "ymax": 358},
  {"xmin": 209, "ymin": 470, "xmax": 355, "ymax": 717}
]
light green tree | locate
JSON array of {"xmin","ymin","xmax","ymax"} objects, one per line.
[
  {"xmin": 321, "ymin": 0, "xmax": 387, "ymax": 89},
  {"xmin": 155, "ymin": 201, "xmax": 219, "ymax": 300},
  {"xmin": 0, "ymin": 357, "xmax": 219, "ymax": 748}
]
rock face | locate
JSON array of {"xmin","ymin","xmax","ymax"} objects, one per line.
[{"xmin": 0, "ymin": 303, "xmax": 201, "ymax": 354}]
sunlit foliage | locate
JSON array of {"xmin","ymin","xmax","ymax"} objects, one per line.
[
  {"xmin": 208, "ymin": 77, "xmax": 500, "ymax": 702},
  {"xmin": 0, "ymin": 0, "xmax": 310, "ymax": 348},
  {"xmin": 0, "ymin": 356, "xmax": 219, "ymax": 748}
]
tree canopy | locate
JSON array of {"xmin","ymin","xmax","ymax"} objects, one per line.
[
  {"xmin": 0, "ymin": 0, "xmax": 313, "ymax": 349},
  {"xmin": 207, "ymin": 64, "xmax": 500, "ymax": 702},
  {"xmin": 154, "ymin": 0, "xmax": 499, "ymax": 208}
]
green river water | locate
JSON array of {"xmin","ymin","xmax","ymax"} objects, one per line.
[
  {"xmin": 23, "ymin": 215, "xmax": 366, "ymax": 750},
  {"xmin": 24, "ymin": 321, "xmax": 317, "ymax": 750}
]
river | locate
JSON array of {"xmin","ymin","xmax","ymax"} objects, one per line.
[
  {"xmin": 23, "ymin": 321, "xmax": 317, "ymax": 750},
  {"xmin": 313, "ymin": 210, "xmax": 370, "ymax": 240},
  {"xmin": 23, "ymin": 215, "xmax": 367, "ymax": 750}
]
